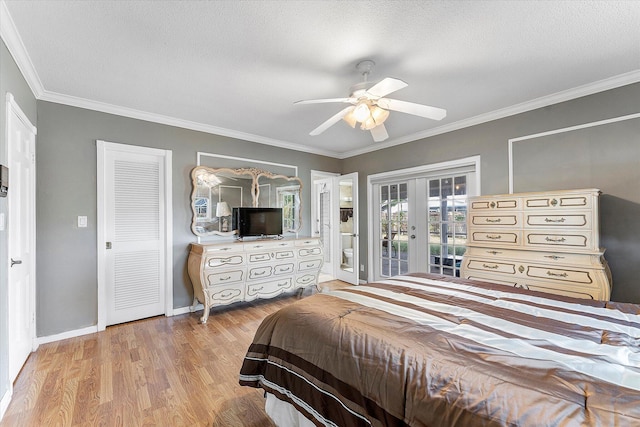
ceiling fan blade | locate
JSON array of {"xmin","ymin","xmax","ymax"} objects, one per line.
[
  {"xmin": 376, "ymin": 98, "xmax": 446, "ymax": 121},
  {"xmin": 294, "ymin": 98, "xmax": 355, "ymax": 105},
  {"xmin": 370, "ymin": 123, "xmax": 389, "ymax": 142},
  {"xmin": 309, "ymin": 106, "xmax": 355, "ymax": 136},
  {"xmin": 365, "ymin": 78, "xmax": 408, "ymax": 98}
]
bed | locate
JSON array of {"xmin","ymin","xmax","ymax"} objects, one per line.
[{"xmin": 239, "ymin": 273, "xmax": 640, "ymax": 426}]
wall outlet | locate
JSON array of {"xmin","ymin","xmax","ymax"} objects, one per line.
[
  {"xmin": 77, "ymin": 215, "xmax": 88, "ymax": 228},
  {"xmin": 360, "ymin": 264, "xmax": 365, "ymax": 272}
]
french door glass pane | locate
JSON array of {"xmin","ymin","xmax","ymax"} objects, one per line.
[
  {"xmin": 379, "ymin": 183, "xmax": 409, "ymax": 278},
  {"xmin": 427, "ymin": 175, "xmax": 468, "ymax": 277}
]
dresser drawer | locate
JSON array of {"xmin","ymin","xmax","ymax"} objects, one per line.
[
  {"xmin": 515, "ymin": 281, "xmax": 601, "ymax": 300},
  {"xmin": 295, "ymin": 273, "xmax": 318, "ymax": 287},
  {"xmin": 524, "ymin": 194, "xmax": 593, "ymax": 210},
  {"xmin": 470, "ymin": 230, "xmax": 520, "ymax": 246},
  {"xmin": 298, "ymin": 247, "xmax": 322, "ymax": 257},
  {"xmin": 274, "ymin": 250, "xmax": 295, "ymax": 260},
  {"xmin": 470, "ymin": 198, "xmax": 519, "ymax": 210},
  {"xmin": 248, "ymin": 252, "xmax": 273, "ymax": 263},
  {"xmin": 464, "ymin": 258, "xmax": 516, "ymax": 275},
  {"xmin": 248, "ymin": 265, "xmax": 273, "ymax": 280},
  {"xmin": 525, "ymin": 265, "xmax": 594, "ymax": 285},
  {"xmin": 245, "ymin": 240, "xmax": 294, "ymax": 251},
  {"xmin": 206, "ymin": 254, "xmax": 245, "ymax": 268},
  {"xmin": 245, "ymin": 277, "xmax": 294, "ymax": 301},
  {"xmin": 525, "ymin": 231, "xmax": 593, "ymax": 250},
  {"xmin": 206, "ymin": 269, "xmax": 245, "ymax": 287},
  {"xmin": 525, "ymin": 212, "xmax": 591, "ymax": 228},
  {"xmin": 273, "ymin": 263, "xmax": 295, "ymax": 275},
  {"xmin": 298, "ymin": 258, "xmax": 323, "ymax": 272},
  {"xmin": 207, "ymin": 283, "xmax": 245, "ymax": 305},
  {"xmin": 470, "ymin": 213, "xmax": 521, "ymax": 227}
]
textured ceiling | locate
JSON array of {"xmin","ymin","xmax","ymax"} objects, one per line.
[{"xmin": 2, "ymin": 0, "xmax": 639, "ymax": 158}]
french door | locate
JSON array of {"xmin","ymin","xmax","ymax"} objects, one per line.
[{"xmin": 370, "ymin": 159, "xmax": 478, "ymax": 282}]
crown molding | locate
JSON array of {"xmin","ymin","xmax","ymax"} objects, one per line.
[
  {"xmin": 338, "ymin": 69, "xmax": 640, "ymax": 159},
  {"xmin": 39, "ymin": 90, "xmax": 341, "ymax": 158},
  {"xmin": 0, "ymin": 0, "xmax": 44, "ymax": 98}
]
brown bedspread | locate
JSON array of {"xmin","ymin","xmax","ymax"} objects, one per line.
[{"xmin": 239, "ymin": 273, "xmax": 640, "ymax": 426}]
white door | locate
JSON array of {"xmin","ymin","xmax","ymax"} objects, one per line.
[
  {"xmin": 7, "ymin": 94, "xmax": 37, "ymax": 382},
  {"xmin": 313, "ymin": 177, "xmax": 335, "ymax": 277},
  {"xmin": 335, "ymin": 173, "xmax": 359, "ymax": 285},
  {"xmin": 97, "ymin": 141, "xmax": 172, "ymax": 328}
]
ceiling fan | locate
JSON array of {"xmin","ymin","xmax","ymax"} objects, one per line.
[{"xmin": 295, "ymin": 60, "xmax": 446, "ymax": 142}]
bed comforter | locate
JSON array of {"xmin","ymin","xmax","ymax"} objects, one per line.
[{"xmin": 239, "ymin": 273, "xmax": 640, "ymax": 426}]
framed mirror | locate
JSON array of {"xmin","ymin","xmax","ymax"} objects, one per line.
[{"xmin": 190, "ymin": 166, "xmax": 303, "ymax": 237}]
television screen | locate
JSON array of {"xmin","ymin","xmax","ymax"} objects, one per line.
[{"xmin": 233, "ymin": 207, "xmax": 283, "ymax": 238}]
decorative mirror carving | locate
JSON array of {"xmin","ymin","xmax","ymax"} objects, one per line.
[{"xmin": 190, "ymin": 165, "xmax": 302, "ymax": 237}]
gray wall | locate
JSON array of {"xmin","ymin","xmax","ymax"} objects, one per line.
[
  {"xmin": 0, "ymin": 40, "xmax": 38, "ymax": 411},
  {"xmin": 343, "ymin": 82, "xmax": 640, "ymax": 303},
  {"xmin": 35, "ymin": 101, "xmax": 340, "ymax": 336}
]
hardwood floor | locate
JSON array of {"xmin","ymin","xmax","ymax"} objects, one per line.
[{"xmin": 2, "ymin": 281, "xmax": 350, "ymax": 427}]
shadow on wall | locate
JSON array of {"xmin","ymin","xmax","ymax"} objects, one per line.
[{"xmin": 600, "ymin": 195, "xmax": 640, "ymax": 304}]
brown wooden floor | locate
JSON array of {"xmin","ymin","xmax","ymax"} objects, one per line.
[{"xmin": 2, "ymin": 281, "xmax": 350, "ymax": 427}]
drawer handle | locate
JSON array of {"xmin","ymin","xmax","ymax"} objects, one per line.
[
  {"xmin": 306, "ymin": 263, "xmax": 316, "ymax": 268},
  {"xmin": 255, "ymin": 271, "xmax": 266, "ymax": 276},
  {"xmin": 220, "ymin": 276, "xmax": 231, "ymax": 281},
  {"xmin": 547, "ymin": 271, "xmax": 568, "ymax": 278},
  {"xmin": 544, "ymin": 255, "xmax": 565, "ymax": 260},
  {"xmin": 221, "ymin": 292, "xmax": 234, "ymax": 298},
  {"xmin": 253, "ymin": 286, "xmax": 264, "ymax": 292},
  {"xmin": 485, "ymin": 218, "xmax": 501, "ymax": 223},
  {"xmin": 485, "ymin": 234, "xmax": 502, "ymax": 240},
  {"xmin": 487, "ymin": 250, "xmax": 502, "ymax": 255},
  {"xmin": 544, "ymin": 217, "xmax": 566, "ymax": 223},
  {"xmin": 221, "ymin": 248, "xmax": 231, "ymax": 251},
  {"xmin": 277, "ymin": 281, "xmax": 289, "ymax": 287},
  {"xmin": 545, "ymin": 237, "xmax": 566, "ymax": 243},
  {"xmin": 279, "ymin": 243, "xmax": 288, "ymax": 246},
  {"xmin": 482, "ymin": 263, "xmax": 499, "ymax": 269},
  {"xmin": 254, "ymin": 245, "xmax": 264, "ymax": 248}
]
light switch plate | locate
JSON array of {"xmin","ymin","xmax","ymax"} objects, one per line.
[
  {"xmin": 0, "ymin": 213, "xmax": 5, "ymax": 231},
  {"xmin": 78, "ymin": 215, "xmax": 88, "ymax": 228}
]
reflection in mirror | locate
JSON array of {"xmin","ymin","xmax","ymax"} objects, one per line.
[{"xmin": 190, "ymin": 166, "xmax": 303, "ymax": 237}]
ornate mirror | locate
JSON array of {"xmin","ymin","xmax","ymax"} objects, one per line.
[{"xmin": 190, "ymin": 166, "xmax": 303, "ymax": 237}]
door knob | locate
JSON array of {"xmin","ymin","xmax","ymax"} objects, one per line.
[
  {"xmin": 410, "ymin": 235, "xmax": 416, "ymax": 239},
  {"xmin": 11, "ymin": 258, "xmax": 22, "ymax": 267}
]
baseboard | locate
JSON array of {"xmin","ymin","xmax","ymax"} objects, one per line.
[
  {"xmin": 0, "ymin": 386, "xmax": 12, "ymax": 422},
  {"xmin": 36, "ymin": 325, "xmax": 98, "ymax": 346},
  {"xmin": 172, "ymin": 304, "xmax": 201, "ymax": 316}
]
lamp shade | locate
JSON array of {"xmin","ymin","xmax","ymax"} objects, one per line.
[{"xmin": 216, "ymin": 201, "xmax": 232, "ymax": 217}]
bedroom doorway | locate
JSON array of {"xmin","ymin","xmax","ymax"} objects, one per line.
[
  {"xmin": 311, "ymin": 171, "xmax": 359, "ymax": 285},
  {"xmin": 97, "ymin": 141, "xmax": 173, "ymax": 329},
  {"xmin": 368, "ymin": 157, "xmax": 480, "ymax": 282}
]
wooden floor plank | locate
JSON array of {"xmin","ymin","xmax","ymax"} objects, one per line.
[{"xmin": 1, "ymin": 281, "xmax": 349, "ymax": 427}]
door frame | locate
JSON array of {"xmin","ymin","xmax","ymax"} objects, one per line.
[
  {"xmin": 96, "ymin": 140, "xmax": 173, "ymax": 331},
  {"xmin": 367, "ymin": 156, "xmax": 481, "ymax": 282},
  {"xmin": 311, "ymin": 170, "xmax": 339, "ymax": 278}
]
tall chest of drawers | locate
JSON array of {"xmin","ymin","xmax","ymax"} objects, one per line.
[
  {"xmin": 460, "ymin": 189, "xmax": 612, "ymax": 300},
  {"xmin": 188, "ymin": 237, "xmax": 323, "ymax": 323}
]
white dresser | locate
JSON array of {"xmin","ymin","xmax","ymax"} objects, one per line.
[
  {"xmin": 461, "ymin": 189, "xmax": 612, "ymax": 300},
  {"xmin": 187, "ymin": 237, "xmax": 323, "ymax": 323}
]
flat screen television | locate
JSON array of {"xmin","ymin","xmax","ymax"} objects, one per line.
[{"xmin": 232, "ymin": 207, "xmax": 283, "ymax": 238}]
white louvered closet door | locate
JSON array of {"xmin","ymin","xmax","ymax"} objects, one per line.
[{"xmin": 101, "ymin": 144, "xmax": 168, "ymax": 326}]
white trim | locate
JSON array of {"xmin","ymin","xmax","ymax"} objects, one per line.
[
  {"xmin": 173, "ymin": 305, "xmax": 202, "ymax": 316},
  {"xmin": 508, "ymin": 112, "xmax": 640, "ymax": 193},
  {"xmin": 96, "ymin": 141, "xmax": 173, "ymax": 330},
  {"xmin": 0, "ymin": 1, "xmax": 44, "ymax": 98},
  {"xmin": 366, "ymin": 156, "xmax": 481, "ymax": 282},
  {"xmin": 6, "ymin": 93, "xmax": 37, "ymax": 135},
  {"xmin": 35, "ymin": 325, "xmax": 98, "ymax": 346},
  {"xmin": 0, "ymin": 387, "xmax": 12, "ymax": 422}
]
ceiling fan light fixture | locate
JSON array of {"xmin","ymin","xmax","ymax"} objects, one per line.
[
  {"xmin": 370, "ymin": 106, "xmax": 389, "ymax": 125},
  {"xmin": 342, "ymin": 110, "xmax": 357, "ymax": 128},
  {"xmin": 360, "ymin": 117, "xmax": 377, "ymax": 130},
  {"xmin": 353, "ymin": 102, "xmax": 371, "ymax": 122}
]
